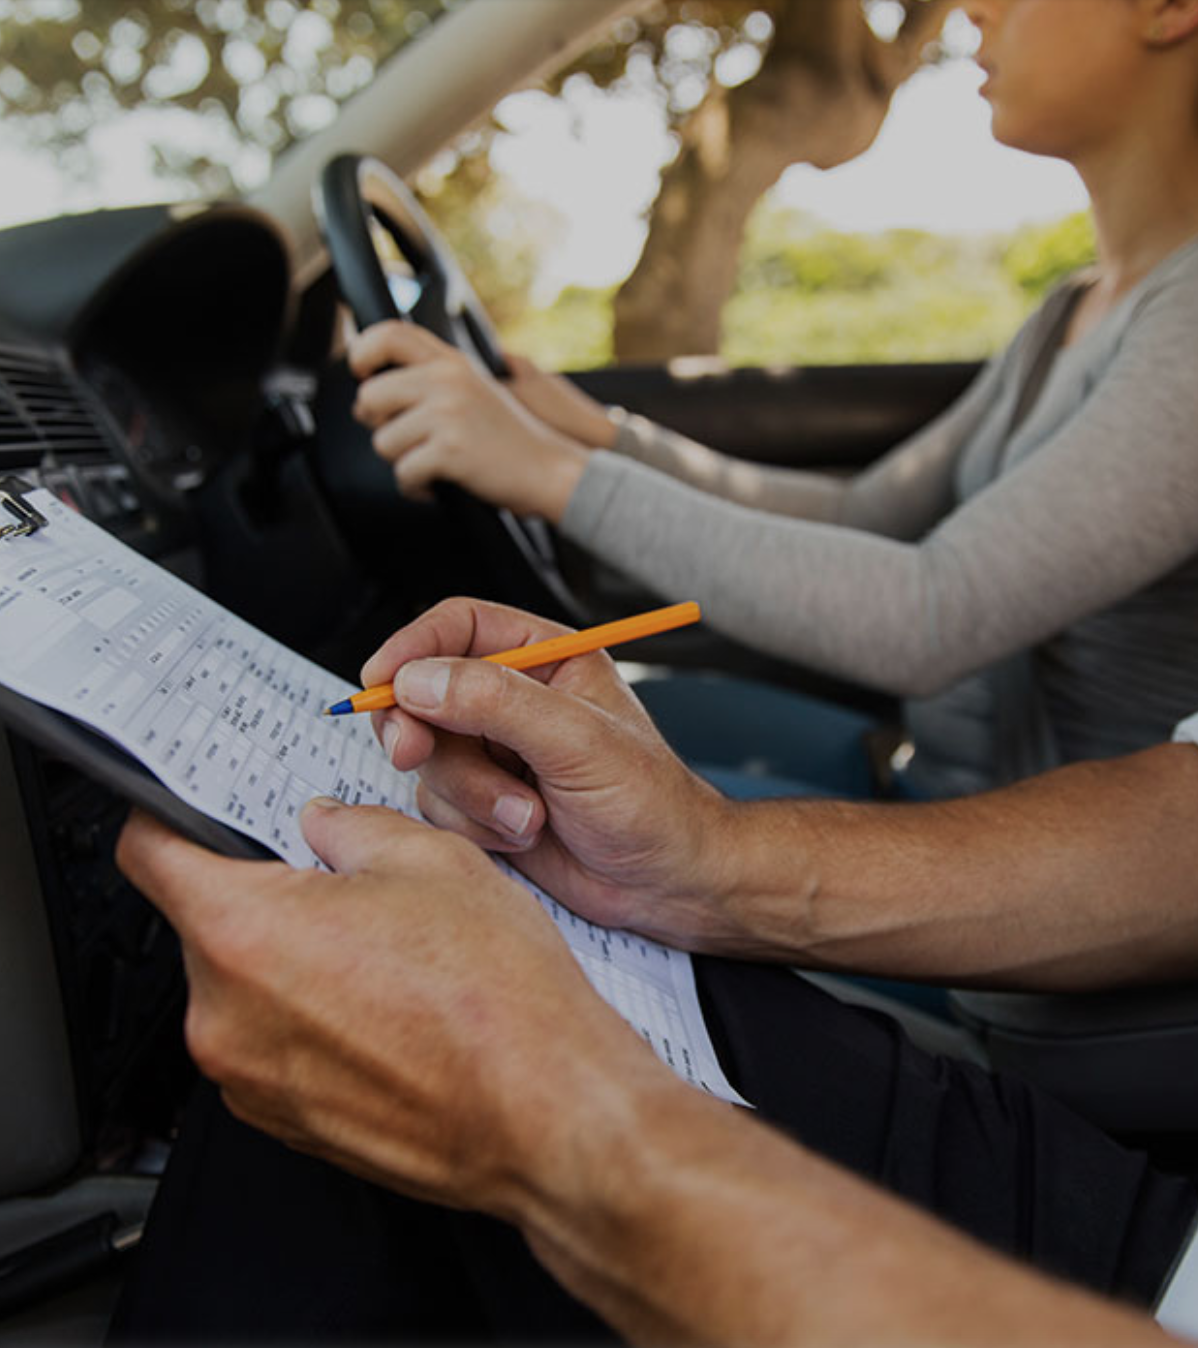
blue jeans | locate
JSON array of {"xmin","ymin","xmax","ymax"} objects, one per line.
[
  {"xmin": 630, "ymin": 671, "xmax": 946, "ymax": 1014},
  {"xmin": 631, "ymin": 671, "xmax": 885, "ymax": 800}
]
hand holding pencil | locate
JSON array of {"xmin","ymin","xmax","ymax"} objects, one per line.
[
  {"xmin": 326, "ymin": 601, "xmax": 701, "ymax": 716},
  {"xmin": 344, "ymin": 595, "xmax": 730, "ymax": 939}
]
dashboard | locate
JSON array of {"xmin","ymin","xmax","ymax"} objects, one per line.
[
  {"xmin": 0, "ymin": 202, "xmax": 391, "ymax": 1204},
  {"xmin": 0, "ymin": 196, "xmax": 587, "ymax": 1211},
  {"xmin": 0, "ymin": 205, "xmax": 293, "ymax": 539}
]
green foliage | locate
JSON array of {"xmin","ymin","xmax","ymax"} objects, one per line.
[
  {"xmin": 741, "ymin": 228, "xmax": 890, "ymax": 293},
  {"xmin": 502, "ymin": 203, "xmax": 1095, "ymax": 371},
  {"xmin": 737, "ymin": 205, "xmax": 969, "ymax": 296},
  {"xmin": 0, "ymin": 0, "xmax": 782, "ymax": 201},
  {"xmin": 0, "ymin": 0, "xmax": 1094, "ymax": 373},
  {"xmin": 719, "ymin": 268, "xmax": 1026, "ymax": 366},
  {"xmin": 720, "ymin": 201, "xmax": 1040, "ymax": 365},
  {"xmin": 416, "ymin": 152, "xmax": 565, "ymax": 332},
  {"xmin": 1002, "ymin": 211, "xmax": 1097, "ymax": 299},
  {"xmin": 502, "ymin": 286, "xmax": 616, "ymax": 370},
  {"xmin": 0, "ymin": 0, "xmax": 449, "ymax": 195},
  {"xmin": 551, "ymin": 0, "xmax": 778, "ymax": 127}
]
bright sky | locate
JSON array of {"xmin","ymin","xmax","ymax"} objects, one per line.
[
  {"xmin": 777, "ymin": 58, "xmax": 1088, "ymax": 235},
  {"xmin": 491, "ymin": 53, "xmax": 1089, "ymax": 295}
]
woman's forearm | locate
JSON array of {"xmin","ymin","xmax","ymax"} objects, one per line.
[
  {"xmin": 562, "ymin": 285, "xmax": 1198, "ymax": 700},
  {"xmin": 606, "ymin": 350, "xmax": 1000, "ymax": 536},
  {"xmin": 608, "ymin": 410, "xmax": 849, "ymax": 521}
]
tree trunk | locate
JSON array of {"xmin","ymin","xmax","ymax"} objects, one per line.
[{"xmin": 612, "ymin": 0, "xmax": 952, "ymax": 361}]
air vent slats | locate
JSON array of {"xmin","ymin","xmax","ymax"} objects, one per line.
[{"xmin": 0, "ymin": 344, "xmax": 114, "ymax": 456}]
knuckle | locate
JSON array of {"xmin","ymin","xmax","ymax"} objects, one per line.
[
  {"xmin": 447, "ymin": 660, "xmax": 505, "ymax": 726},
  {"xmin": 370, "ymin": 320, "xmax": 405, "ymax": 359},
  {"xmin": 113, "ymin": 823, "xmax": 139, "ymax": 879},
  {"xmin": 183, "ymin": 1002, "xmax": 225, "ymax": 1080},
  {"xmin": 579, "ymin": 707, "xmax": 624, "ymax": 763},
  {"xmin": 436, "ymin": 826, "xmax": 485, "ymax": 869},
  {"xmin": 428, "ymin": 596, "xmax": 472, "ymax": 628},
  {"xmin": 444, "ymin": 360, "xmax": 471, "ymax": 390},
  {"xmin": 418, "ymin": 819, "xmax": 479, "ymax": 872},
  {"xmin": 196, "ymin": 898, "xmax": 275, "ymax": 979},
  {"xmin": 202, "ymin": 922, "xmax": 258, "ymax": 982}
]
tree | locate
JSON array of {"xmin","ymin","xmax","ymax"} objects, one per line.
[
  {"xmin": 556, "ymin": 0, "xmax": 954, "ymax": 360},
  {"xmin": 0, "ymin": 0, "xmax": 447, "ymax": 195},
  {"xmin": 1003, "ymin": 212, "xmax": 1097, "ymax": 301},
  {"xmin": 0, "ymin": 0, "xmax": 956, "ymax": 362}
]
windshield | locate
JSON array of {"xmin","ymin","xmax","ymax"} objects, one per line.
[{"xmin": 0, "ymin": 0, "xmax": 453, "ymax": 229}]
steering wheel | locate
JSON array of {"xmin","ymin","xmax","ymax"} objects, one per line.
[{"xmin": 315, "ymin": 153, "xmax": 584, "ymax": 624}]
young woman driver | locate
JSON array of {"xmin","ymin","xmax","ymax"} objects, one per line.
[{"xmin": 348, "ymin": 0, "xmax": 1198, "ymax": 804}]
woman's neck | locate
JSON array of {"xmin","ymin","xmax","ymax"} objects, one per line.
[
  {"xmin": 1078, "ymin": 99, "xmax": 1198, "ymax": 298},
  {"xmin": 1064, "ymin": 128, "xmax": 1198, "ymax": 342}
]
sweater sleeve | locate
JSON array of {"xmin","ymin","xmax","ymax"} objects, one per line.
[
  {"xmin": 562, "ymin": 277, "xmax": 1198, "ymax": 699},
  {"xmin": 607, "ymin": 350, "xmax": 1007, "ymax": 539}
]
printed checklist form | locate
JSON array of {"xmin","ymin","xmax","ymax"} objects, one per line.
[{"xmin": 0, "ymin": 488, "xmax": 749, "ymax": 1107}]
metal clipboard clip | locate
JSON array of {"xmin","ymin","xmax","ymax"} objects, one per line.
[{"xmin": 0, "ymin": 477, "xmax": 48, "ymax": 541}]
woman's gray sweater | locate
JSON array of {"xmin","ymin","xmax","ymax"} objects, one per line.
[{"xmin": 560, "ymin": 237, "xmax": 1198, "ymax": 796}]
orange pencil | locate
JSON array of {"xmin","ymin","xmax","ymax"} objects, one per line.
[{"xmin": 323, "ymin": 601, "xmax": 701, "ymax": 716}]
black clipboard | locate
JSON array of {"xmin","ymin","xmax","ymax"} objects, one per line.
[
  {"xmin": 0, "ymin": 477, "xmax": 272, "ymax": 861},
  {"xmin": 0, "ymin": 683, "xmax": 272, "ymax": 860}
]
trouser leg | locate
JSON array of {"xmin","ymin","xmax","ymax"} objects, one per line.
[
  {"xmin": 109, "ymin": 959, "xmax": 1198, "ymax": 1342},
  {"xmin": 107, "ymin": 1074, "xmax": 612, "ymax": 1343},
  {"xmin": 696, "ymin": 957, "xmax": 1198, "ymax": 1306}
]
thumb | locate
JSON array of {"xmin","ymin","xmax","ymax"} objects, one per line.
[
  {"xmin": 393, "ymin": 656, "xmax": 615, "ymax": 786},
  {"xmin": 299, "ymin": 797, "xmax": 434, "ymax": 874}
]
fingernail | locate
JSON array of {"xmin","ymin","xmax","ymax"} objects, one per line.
[
  {"xmin": 397, "ymin": 660, "xmax": 451, "ymax": 709},
  {"xmin": 305, "ymin": 796, "xmax": 343, "ymax": 812},
  {"xmin": 382, "ymin": 720, "xmax": 401, "ymax": 764},
  {"xmin": 493, "ymin": 794, "xmax": 534, "ymax": 839}
]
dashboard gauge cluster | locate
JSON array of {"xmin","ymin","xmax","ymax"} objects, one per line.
[
  {"xmin": 81, "ymin": 355, "xmax": 210, "ymax": 500},
  {"xmin": 0, "ymin": 203, "xmax": 294, "ymax": 521}
]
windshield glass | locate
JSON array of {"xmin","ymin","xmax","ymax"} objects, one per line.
[{"xmin": 0, "ymin": 0, "xmax": 453, "ymax": 229}]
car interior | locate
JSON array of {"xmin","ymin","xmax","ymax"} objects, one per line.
[{"xmin": 2, "ymin": 0, "xmax": 1198, "ymax": 1340}]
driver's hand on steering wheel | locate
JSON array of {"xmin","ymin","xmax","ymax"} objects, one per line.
[
  {"xmin": 502, "ymin": 352, "xmax": 620, "ymax": 452},
  {"xmin": 349, "ymin": 321, "xmax": 589, "ymax": 523}
]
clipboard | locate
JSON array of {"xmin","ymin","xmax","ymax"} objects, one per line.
[
  {"xmin": 0, "ymin": 477, "xmax": 49, "ymax": 539},
  {"xmin": 0, "ymin": 682, "xmax": 272, "ymax": 860},
  {"xmin": 0, "ymin": 477, "xmax": 271, "ymax": 861},
  {"xmin": 0, "ymin": 484, "xmax": 754, "ymax": 1105}
]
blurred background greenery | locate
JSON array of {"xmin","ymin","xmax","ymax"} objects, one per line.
[
  {"xmin": 0, "ymin": 0, "xmax": 1097, "ymax": 373},
  {"xmin": 469, "ymin": 203, "xmax": 1096, "ymax": 369}
]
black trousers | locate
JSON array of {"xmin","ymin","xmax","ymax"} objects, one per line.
[{"xmin": 109, "ymin": 959, "xmax": 1198, "ymax": 1343}]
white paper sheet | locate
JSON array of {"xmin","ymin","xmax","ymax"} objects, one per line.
[{"xmin": 0, "ymin": 489, "xmax": 748, "ymax": 1106}]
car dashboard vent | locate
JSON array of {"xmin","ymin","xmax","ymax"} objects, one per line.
[{"xmin": 0, "ymin": 344, "xmax": 114, "ymax": 460}]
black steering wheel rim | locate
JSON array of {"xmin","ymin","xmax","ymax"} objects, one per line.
[
  {"xmin": 315, "ymin": 152, "xmax": 585, "ymax": 624},
  {"xmin": 318, "ymin": 153, "xmax": 509, "ymax": 377}
]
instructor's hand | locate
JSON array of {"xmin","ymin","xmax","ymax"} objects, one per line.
[
  {"xmin": 362, "ymin": 597, "xmax": 740, "ymax": 948},
  {"xmin": 116, "ymin": 803, "xmax": 653, "ymax": 1217}
]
